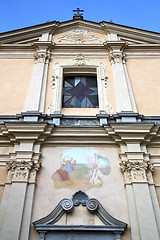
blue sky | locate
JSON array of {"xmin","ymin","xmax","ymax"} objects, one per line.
[{"xmin": 1, "ymin": 0, "xmax": 160, "ymax": 33}]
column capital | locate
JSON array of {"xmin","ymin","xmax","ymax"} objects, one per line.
[
  {"xmin": 33, "ymin": 51, "xmax": 51, "ymax": 64},
  {"xmin": 109, "ymin": 52, "xmax": 126, "ymax": 64},
  {"xmin": 6, "ymin": 159, "xmax": 41, "ymax": 183},
  {"xmin": 104, "ymin": 41, "xmax": 127, "ymax": 63},
  {"xmin": 119, "ymin": 160, "xmax": 153, "ymax": 184}
]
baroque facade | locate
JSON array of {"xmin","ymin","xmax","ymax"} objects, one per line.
[{"xmin": 0, "ymin": 12, "xmax": 160, "ymax": 240}]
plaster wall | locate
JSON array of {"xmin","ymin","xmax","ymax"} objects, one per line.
[
  {"xmin": 30, "ymin": 146, "xmax": 130, "ymax": 240},
  {"xmin": 45, "ymin": 58, "xmax": 115, "ymax": 115},
  {"xmin": 0, "ymin": 59, "xmax": 34, "ymax": 115},
  {"xmin": 126, "ymin": 59, "xmax": 160, "ymax": 115}
]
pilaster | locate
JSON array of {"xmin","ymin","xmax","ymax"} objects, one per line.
[
  {"xmin": 108, "ymin": 124, "xmax": 160, "ymax": 240},
  {"xmin": 105, "ymin": 41, "xmax": 137, "ymax": 112},
  {"xmin": 0, "ymin": 122, "xmax": 51, "ymax": 240},
  {"xmin": 23, "ymin": 41, "xmax": 51, "ymax": 112}
]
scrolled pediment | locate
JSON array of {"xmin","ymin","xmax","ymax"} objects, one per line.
[{"xmin": 33, "ymin": 190, "xmax": 127, "ymax": 240}]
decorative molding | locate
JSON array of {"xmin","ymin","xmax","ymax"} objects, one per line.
[
  {"xmin": 33, "ymin": 190, "xmax": 127, "ymax": 233},
  {"xmin": 50, "ymin": 75, "xmax": 58, "ymax": 89},
  {"xmin": 120, "ymin": 160, "xmax": 153, "ymax": 183},
  {"xmin": 33, "ymin": 52, "xmax": 51, "ymax": 63},
  {"xmin": 54, "ymin": 30, "xmax": 105, "ymax": 44},
  {"xmin": 6, "ymin": 159, "xmax": 41, "ymax": 183},
  {"xmin": 109, "ymin": 52, "xmax": 126, "ymax": 64},
  {"xmin": 73, "ymin": 53, "xmax": 88, "ymax": 66}
]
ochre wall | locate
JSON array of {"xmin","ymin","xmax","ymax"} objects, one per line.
[
  {"xmin": 0, "ymin": 59, "xmax": 34, "ymax": 115},
  {"xmin": 126, "ymin": 59, "xmax": 160, "ymax": 115}
]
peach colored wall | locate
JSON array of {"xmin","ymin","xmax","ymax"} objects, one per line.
[
  {"xmin": 45, "ymin": 59, "xmax": 116, "ymax": 115},
  {"xmin": 30, "ymin": 146, "xmax": 130, "ymax": 240},
  {"xmin": 126, "ymin": 59, "xmax": 160, "ymax": 115},
  {"xmin": 0, "ymin": 59, "xmax": 34, "ymax": 115}
]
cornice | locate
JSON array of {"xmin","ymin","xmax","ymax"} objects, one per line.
[
  {"xmin": 0, "ymin": 21, "xmax": 59, "ymax": 44},
  {"xmin": 101, "ymin": 22, "xmax": 160, "ymax": 44}
]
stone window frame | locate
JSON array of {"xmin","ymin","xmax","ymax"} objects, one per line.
[{"xmin": 51, "ymin": 62, "xmax": 113, "ymax": 114}]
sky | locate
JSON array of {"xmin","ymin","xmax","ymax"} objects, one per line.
[{"xmin": 1, "ymin": 0, "xmax": 160, "ymax": 34}]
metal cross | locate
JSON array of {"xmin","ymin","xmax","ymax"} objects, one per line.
[{"xmin": 73, "ymin": 8, "xmax": 84, "ymax": 16}]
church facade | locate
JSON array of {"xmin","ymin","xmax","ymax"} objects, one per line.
[{"xmin": 0, "ymin": 11, "xmax": 160, "ymax": 240}]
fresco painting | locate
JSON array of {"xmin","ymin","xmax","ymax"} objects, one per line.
[{"xmin": 52, "ymin": 148, "xmax": 111, "ymax": 190}]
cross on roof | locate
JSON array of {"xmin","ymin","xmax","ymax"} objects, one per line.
[{"xmin": 73, "ymin": 8, "xmax": 84, "ymax": 16}]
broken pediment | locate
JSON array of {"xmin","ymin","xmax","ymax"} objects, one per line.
[{"xmin": 33, "ymin": 190, "xmax": 127, "ymax": 240}]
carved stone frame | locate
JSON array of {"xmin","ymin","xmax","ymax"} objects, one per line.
[{"xmin": 48, "ymin": 62, "xmax": 114, "ymax": 114}]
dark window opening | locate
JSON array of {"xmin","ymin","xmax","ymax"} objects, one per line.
[{"xmin": 62, "ymin": 76, "xmax": 99, "ymax": 108}]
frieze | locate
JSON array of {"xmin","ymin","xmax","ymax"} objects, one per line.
[{"xmin": 119, "ymin": 160, "xmax": 153, "ymax": 183}]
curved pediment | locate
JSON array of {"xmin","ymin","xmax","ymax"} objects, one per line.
[{"xmin": 33, "ymin": 190, "xmax": 127, "ymax": 239}]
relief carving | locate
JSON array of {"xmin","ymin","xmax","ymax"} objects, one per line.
[
  {"xmin": 34, "ymin": 52, "xmax": 51, "ymax": 64},
  {"xmin": 109, "ymin": 52, "xmax": 126, "ymax": 64},
  {"xmin": 54, "ymin": 30, "xmax": 105, "ymax": 44},
  {"xmin": 6, "ymin": 159, "xmax": 41, "ymax": 182},
  {"xmin": 119, "ymin": 160, "xmax": 153, "ymax": 183},
  {"xmin": 73, "ymin": 54, "xmax": 88, "ymax": 66}
]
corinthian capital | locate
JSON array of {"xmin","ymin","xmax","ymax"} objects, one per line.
[
  {"xmin": 109, "ymin": 52, "xmax": 126, "ymax": 64},
  {"xmin": 119, "ymin": 160, "xmax": 153, "ymax": 183},
  {"xmin": 6, "ymin": 159, "xmax": 41, "ymax": 182},
  {"xmin": 34, "ymin": 52, "xmax": 51, "ymax": 64}
]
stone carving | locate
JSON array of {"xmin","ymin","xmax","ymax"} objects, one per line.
[
  {"xmin": 119, "ymin": 160, "xmax": 153, "ymax": 183},
  {"xmin": 73, "ymin": 54, "xmax": 88, "ymax": 66},
  {"xmin": 50, "ymin": 75, "xmax": 58, "ymax": 89},
  {"xmin": 61, "ymin": 198, "xmax": 74, "ymax": 213},
  {"xmin": 6, "ymin": 159, "xmax": 41, "ymax": 182},
  {"xmin": 109, "ymin": 52, "xmax": 126, "ymax": 64},
  {"xmin": 101, "ymin": 76, "xmax": 109, "ymax": 88},
  {"xmin": 47, "ymin": 103, "xmax": 54, "ymax": 115},
  {"xmin": 34, "ymin": 52, "xmax": 51, "ymax": 63},
  {"xmin": 86, "ymin": 199, "xmax": 98, "ymax": 213},
  {"xmin": 54, "ymin": 30, "xmax": 105, "ymax": 44},
  {"xmin": 72, "ymin": 190, "xmax": 89, "ymax": 206},
  {"xmin": 33, "ymin": 190, "xmax": 127, "ymax": 232}
]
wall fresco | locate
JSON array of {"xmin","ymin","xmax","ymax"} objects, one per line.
[{"xmin": 52, "ymin": 148, "xmax": 111, "ymax": 190}]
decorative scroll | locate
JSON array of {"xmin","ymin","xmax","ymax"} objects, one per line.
[
  {"xmin": 33, "ymin": 190, "xmax": 127, "ymax": 232},
  {"xmin": 119, "ymin": 160, "xmax": 153, "ymax": 183}
]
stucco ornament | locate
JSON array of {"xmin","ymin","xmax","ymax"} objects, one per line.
[
  {"xmin": 54, "ymin": 30, "xmax": 105, "ymax": 44},
  {"xmin": 73, "ymin": 54, "xmax": 88, "ymax": 66},
  {"xmin": 34, "ymin": 52, "xmax": 51, "ymax": 63},
  {"xmin": 119, "ymin": 160, "xmax": 153, "ymax": 183},
  {"xmin": 109, "ymin": 52, "xmax": 126, "ymax": 64},
  {"xmin": 6, "ymin": 159, "xmax": 41, "ymax": 182}
]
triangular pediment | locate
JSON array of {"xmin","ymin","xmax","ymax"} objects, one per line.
[{"xmin": 0, "ymin": 19, "xmax": 160, "ymax": 45}]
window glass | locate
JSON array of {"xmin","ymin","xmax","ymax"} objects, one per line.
[{"xmin": 62, "ymin": 76, "xmax": 99, "ymax": 108}]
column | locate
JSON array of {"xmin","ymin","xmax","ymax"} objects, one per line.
[{"xmin": 23, "ymin": 42, "xmax": 51, "ymax": 112}]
